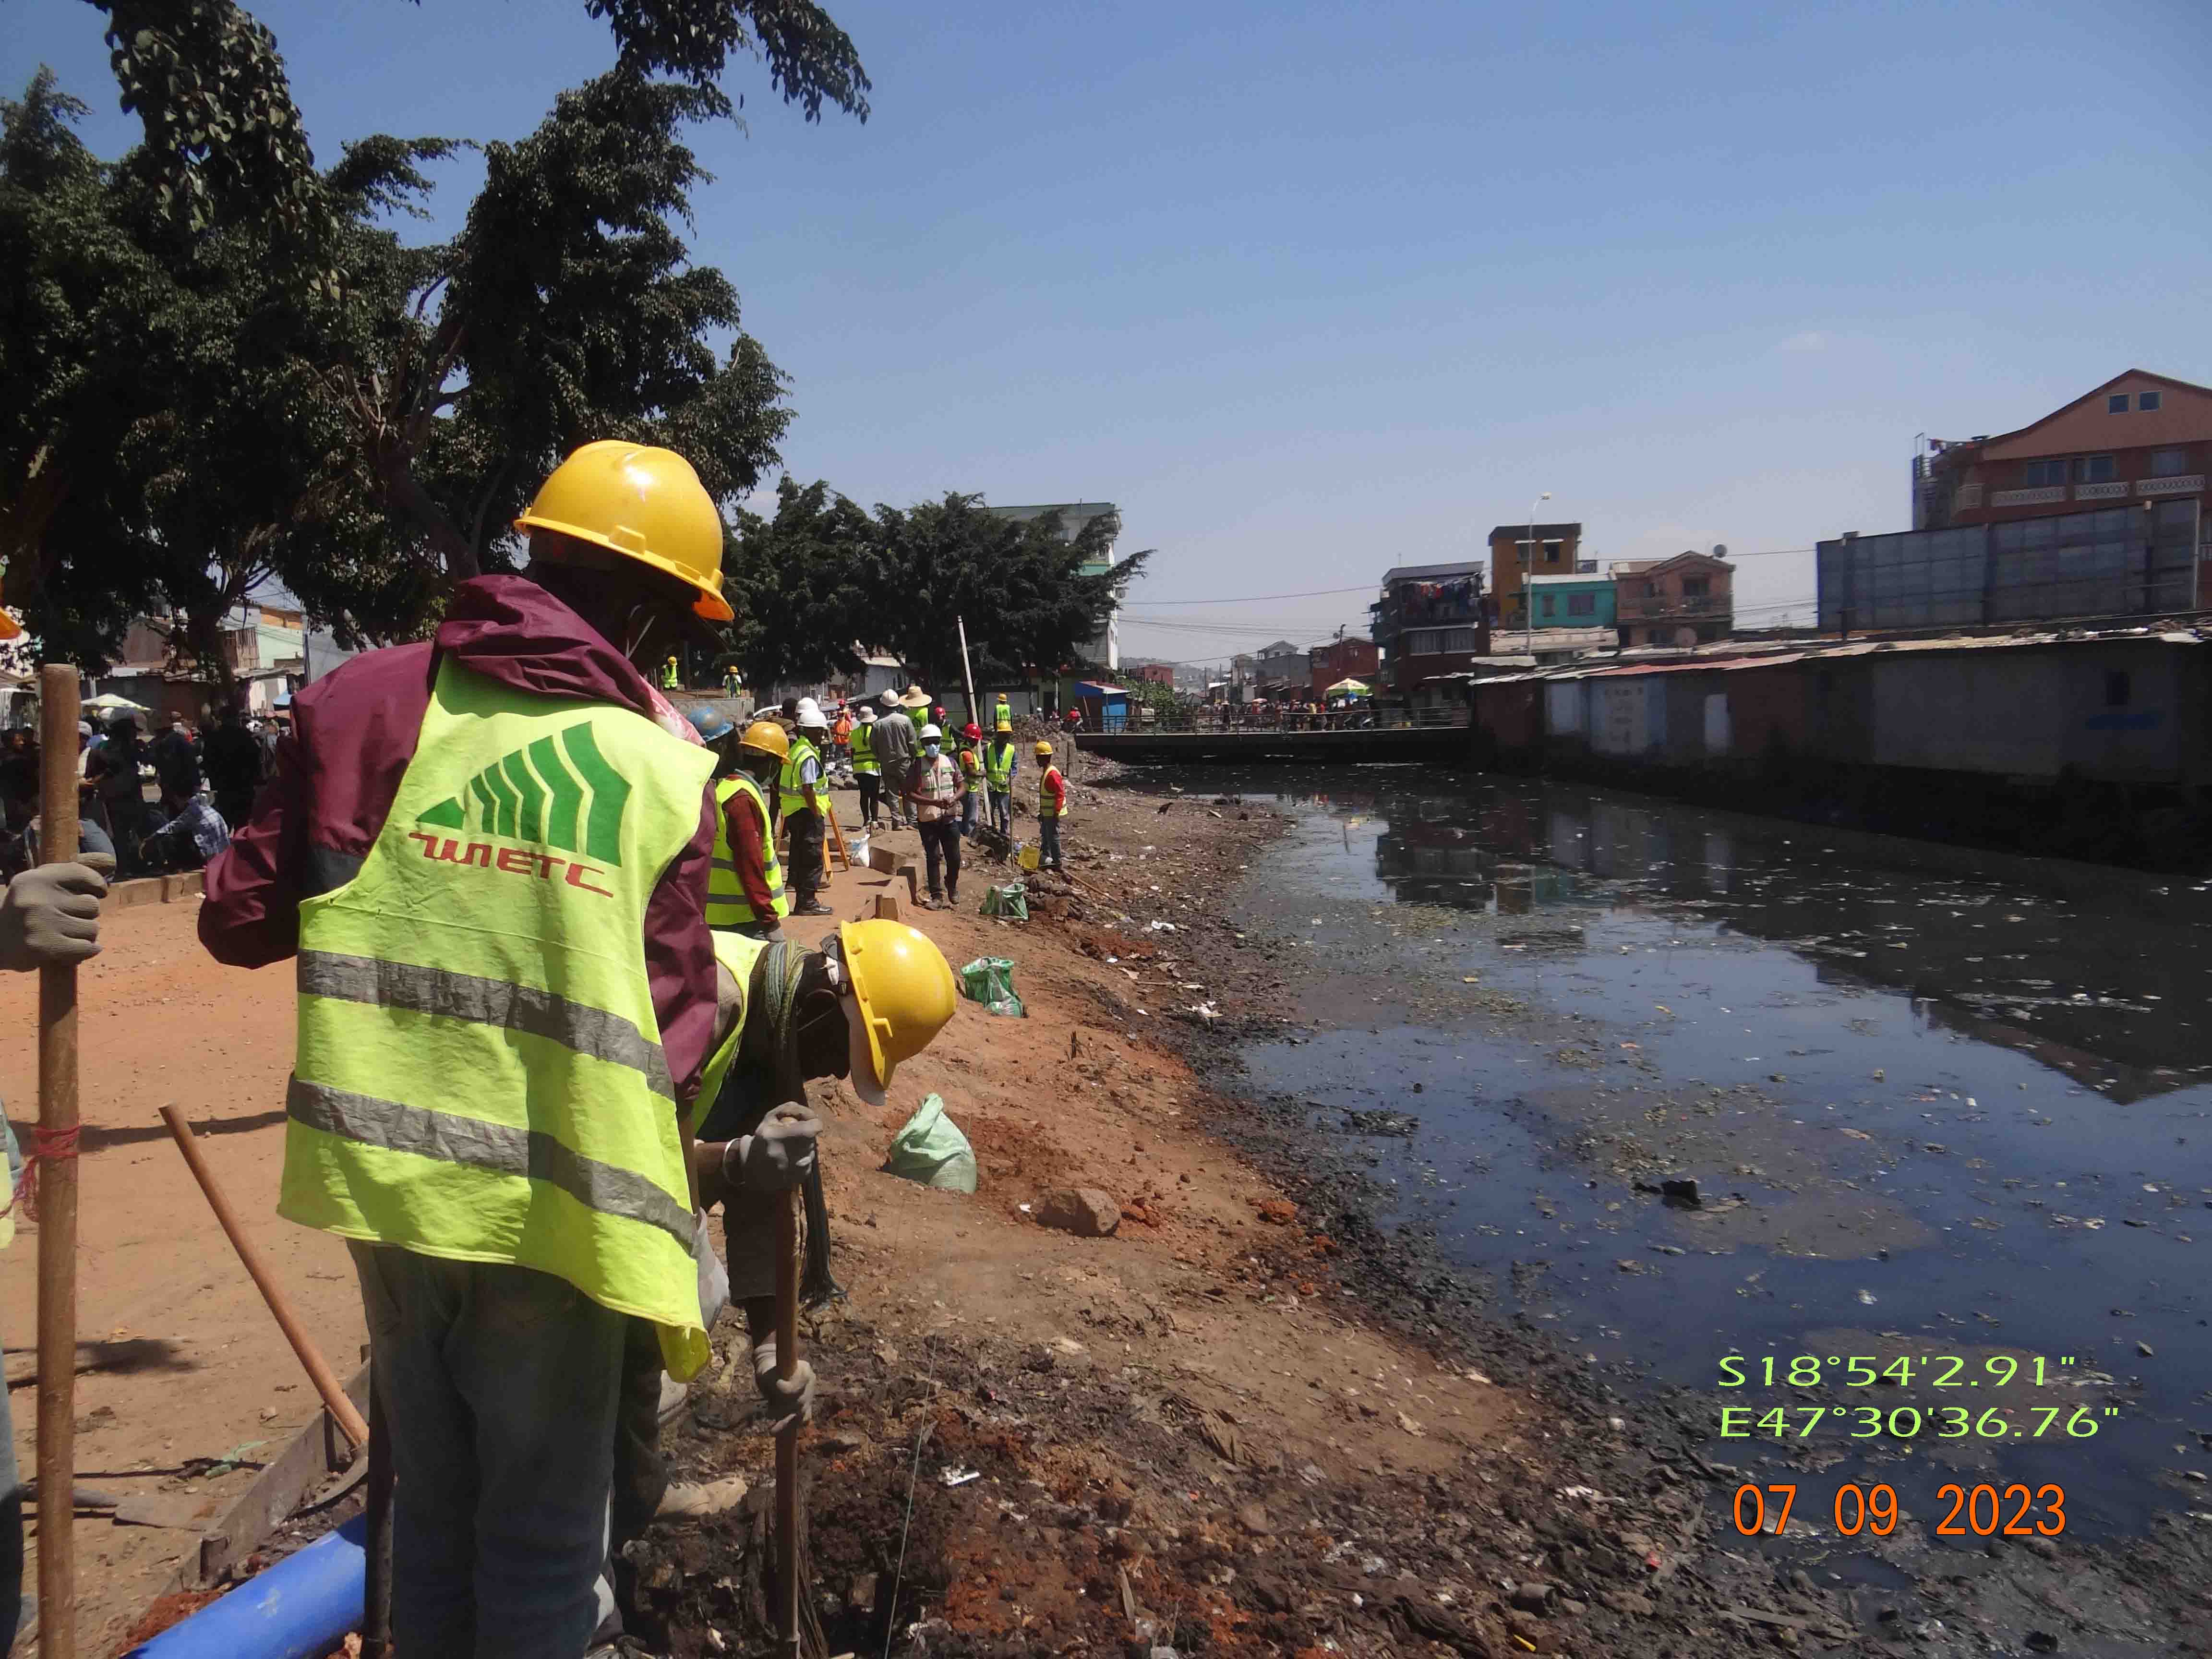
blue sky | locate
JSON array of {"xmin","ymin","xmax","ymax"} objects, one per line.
[{"xmin": 12, "ymin": 0, "xmax": 2212, "ymax": 664}]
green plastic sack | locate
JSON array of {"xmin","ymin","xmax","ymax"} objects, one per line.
[
  {"xmin": 958, "ymin": 955, "xmax": 1025, "ymax": 1018},
  {"xmin": 885, "ymin": 1094, "xmax": 978, "ymax": 1193},
  {"xmin": 980, "ymin": 882, "xmax": 1029, "ymax": 920}
]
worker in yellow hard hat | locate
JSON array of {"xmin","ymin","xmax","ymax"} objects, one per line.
[
  {"xmin": 199, "ymin": 439, "xmax": 786, "ymax": 1658},
  {"xmin": 1035, "ymin": 739, "xmax": 1066, "ymax": 871},
  {"xmin": 697, "ymin": 714, "xmax": 791, "ymax": 940},
  {"xmin": 611, "ymin": 918, "xmax": 957, "ymax": 1553}
]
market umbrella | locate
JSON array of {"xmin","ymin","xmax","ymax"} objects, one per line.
[
  {"xmin": 83, "ymin": 693, "xmax": 150, "ymax": 714},
  {"xmin": 1325, "ymin": 677, "xmax": 1371, "ymax": 697}
]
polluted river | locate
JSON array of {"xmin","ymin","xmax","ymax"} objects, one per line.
[{"xmin": 1152, "ymin": 764, "xmax": 2211, "ymax": 1587}]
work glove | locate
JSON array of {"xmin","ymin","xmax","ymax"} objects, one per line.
[
  {"xmin": 0, "ymin": 862, "xmax": 106, "ymax": 972},
  {"xmin": 751, "ymin": 1336, "xmax": 817, "ymax": 1430},
  {"xmin": 721, "ymin": 1103, "xmax": 820, "ymax": 1191}
]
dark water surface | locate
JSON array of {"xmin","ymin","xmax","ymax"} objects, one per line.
[{"xmin": 1159, "ymin": 765, "xmax": 2212, "ymax": 1551}]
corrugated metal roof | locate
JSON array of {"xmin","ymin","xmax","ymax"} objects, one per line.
[{"xmin": 1379, "ymin": 561, "xmax": 1485, "ymax": 583}]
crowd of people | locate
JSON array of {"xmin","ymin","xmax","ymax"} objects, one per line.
[
  {"xmin": 685, "ymin": 682, "xmax": 1073, "ymax": 915},
  {"xmin": 0, "ymin": 704, "xmax": 273, "ymax": 882}
]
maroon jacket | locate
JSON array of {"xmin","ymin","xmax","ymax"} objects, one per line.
[
  {"xmin": 719, "ymin": 781, "xmax": 778, "ymax": 920},
  {"xmin": 200, "ymin": 576, "xmax": 719, "ymax": 1104}
]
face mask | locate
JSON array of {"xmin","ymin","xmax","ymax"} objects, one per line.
[{"xmin": 925, "ymin": 742, "xmax": 941, "ymax": 756}]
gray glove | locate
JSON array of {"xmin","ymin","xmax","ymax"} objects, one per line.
[
  {"xmin": 751, "ymin": 1336, "xmax": 817, "ymax": 1429},
  {"xmin": 722, "ymin": 1104, "xmax": 819, "ymax": 1192},
  {"xmin": 0, "ymin": 862, "xmax": 106, "ymax": 972}
]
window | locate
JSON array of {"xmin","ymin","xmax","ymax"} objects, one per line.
[
  {"xmin": 2109, "ymin": 394, "xmax": 2130, "ymax": 413},
  {"xmin": 1567, "ymin": 591, "xmax": 1596, "ymax": 616},
  {"xmin": 2139, "ymin": 391, "xmax": 2162, "ymax": 412},
  {"xmin": 2020, "ymin": 458, "xmax": 2068, "ymax": 488},
  {"xmin": 1516, "ymin": 546, "xmax": 1532, "ymax": 568},
  {"xmin": 1539, "ymin": 593, "xmax": 1556, "ymax": 618},
  {"xmin": 2151, "ymin": 447, "xmax": 2191, "ymax": 478},
  {"xmin": 2072, "ymin": 454, "xmax": 2116, "ymax": 484},
  {"xmin": 1541, "ymin": 540, "xmax": 1563, "ymax": 564},
  {"xmin": 1682, "ymin": 577, "xmax": 1710, "ymax": 598}
]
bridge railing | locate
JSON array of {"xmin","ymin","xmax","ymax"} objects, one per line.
[{"xmin": 1093, "ymin": 706, "xmax": 1472, "ymax": 735}]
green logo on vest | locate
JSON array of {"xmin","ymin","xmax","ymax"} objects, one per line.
[{"xmin": 418, "ymin": 722, "xmax": 631, "ymax": 866}]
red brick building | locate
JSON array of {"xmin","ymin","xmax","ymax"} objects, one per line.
[{"xmin": 1308, "ymin": 636, "xmax": 1378, "ymax": 698}]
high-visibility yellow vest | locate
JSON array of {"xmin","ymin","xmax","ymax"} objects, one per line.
[
  {"xmin": 993, "ymin": 696, "xmax": 1010, "ymax": 728},
  {"xmin": 1039, "ymin": 765, "xmax": 1066, "ymax": 817},
  {"xmin": 960, "ymin": 747, "xmax": 982, "ymax": 782},
  {"xmin": 691, "ymin": 930, "xmax": 770, "ymax": 1134},
  {"xmin": 281, "ymin": 659, "xmax": 717, "ymax": 1380},
  {"xmin": 850, "ymin": 721, "xmax": 878, "ymax": 775},
  {"xmin": 984, "ymin": 742, "xmax": 1016, "ymax": 790},
  {"xmin": 779, "ymin": 735, "xmax": 821, "ymax": 819},
  {"xmin": 707, "ymin": 773, "xmax": 788, "ymax": 926}
]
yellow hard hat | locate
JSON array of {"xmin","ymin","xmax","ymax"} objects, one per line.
[
  {"xmin": 737, "ymin": 718, "xmax": 789, "ymax": 760},
  {"xmin": 840, "ymin": 919, "xmax": 957, "ymax": 1089},
  {"xmin": 514, "ymin": 440, "xmax": 733, "ymax": 623},
  {"xmin": 1034, "ymin": 740, "xmax": 1053, "ymax": 757}
]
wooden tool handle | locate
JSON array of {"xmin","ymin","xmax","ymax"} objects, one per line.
[
  {"xmin": 774, "ymin": 1184, "xmax": 801, "ymax": 1654},
  {"xmin": 159, "ymin": 1105, "xmax": 369, "ymax": 1447},
  {"xmin": 37, "ymin": 665, "xmax": 83, "ymax": 1659}
]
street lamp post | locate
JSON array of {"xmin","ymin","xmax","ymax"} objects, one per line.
[{"xmin": 1526, "ymin": 491, "xmax": 1551, "ymax": 653}]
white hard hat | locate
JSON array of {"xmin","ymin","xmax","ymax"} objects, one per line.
[
  {"xmin": 794, "ymin": 696, "xmax": 828, "ymax": 729},
  {"xmin": 919, "ymin": 723, "xmax": 943, "ymax": 742}
]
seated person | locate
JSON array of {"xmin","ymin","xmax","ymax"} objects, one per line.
[{"xmin": 136, "ymin": 787, "xmax": 229, "ymax": 873}]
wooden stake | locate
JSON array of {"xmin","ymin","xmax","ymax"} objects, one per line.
[
  {"xmin": 361, "ymin": 1369, "xmax": 394, "ymax": 1658},
  {"xmin": 36, "ymin": 664, "xmax": 83, "ymax": 1659},
  {"xmin": 774, "ymin": 1185, "xmax": 802, "ymax": 1657},
  {"xmin": 158, "ymin": 1106, "xmax": 369, "ymax": 1448}
]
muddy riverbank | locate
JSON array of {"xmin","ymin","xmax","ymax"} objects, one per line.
[{"xmin": 1153, "ymin": 763, "xmax": 2212, "ymax": 1656}]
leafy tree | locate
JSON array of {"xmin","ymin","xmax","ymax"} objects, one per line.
[
  {"xmin": 326, "ymin": 72, "xmax": 798, "ymax": 580},
  {"xmin": 866, "ymin": 495, "xmax": 1145, "ymax": 713},
  {"xmin": 0, "ymin": 68, "xmax": 413, "ymax": 684},
  {"xmin": 4, "ymin": 1, "xmax": 873, "ymax": 670},
  {"xmin": 721, "ymin": 477, "xmax": 876, "ymax": 693},
  {"xmin": 87, "ymin": 0, "xmax": 869, "ymax": 240}
]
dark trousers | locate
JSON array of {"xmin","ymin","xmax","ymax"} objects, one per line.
[
  {"xmin": 1039, "ymin": 816, "xmax": 1063, "ymax": 869},
  {"xmin": 214, "ymin": 786, "xmax": 256, "ymax": 830},
  {"xmin": 856, "ymin": 772, "xmax": 880, "ymax": 825},
  {"xmin": 786, "ymin": 808, "xmax": 824, "ymax": 902},
  {"xmin": 919, "ymin": 818, "xmax": 962, "ymax": 901},
  {"xmin": 960, "ymin": 790, "xmax": 977, "ymax": 838},
  {"xmin": 349, "ymin": 1244, "xmax": 624, "ymax": 1659}
]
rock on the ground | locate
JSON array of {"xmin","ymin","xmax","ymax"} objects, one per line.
[{"xmin": 1039, "ymin": 1187, "xmax": 1121, "ymax": 1238}]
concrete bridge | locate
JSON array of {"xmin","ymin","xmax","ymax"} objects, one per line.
[{"xmin": 1074, "ymin": 714, "xmax": 1469, "ymax": 765}]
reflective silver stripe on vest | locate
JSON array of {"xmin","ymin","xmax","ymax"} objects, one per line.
[
  {"xmin": 299, "ymin": 951, "xmax": 674, "ymax": 1101},
  {"xmin": 288, "ymin": 1077, "xmax": 694, "ymax": 1248}
]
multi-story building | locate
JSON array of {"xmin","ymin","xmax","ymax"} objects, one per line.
[
  {"xmin": 1370, "ymin": 561, "xmax": 1490, "ymax": 695},
  {"xmin": 988, "ymin": 501, "xmax": 1123, "ymax": 668},
  {"xmin": 1308, "ymin": 635, "xmax": 1379, "ymax": 697},
  {"xmin": 1522, "ymin": 573, "xmax": 1616, "ymax": 632},
  {"xmin": 1839, "ymin": 370, "xmax": 2212, "ymax": 631},
  {"xmin": 1488, "ymin": 522, "xmax": 1585, "ymax": 627},
  {"xmin": 1253, "ymin": 639, "xmax": 1307, "ymax": 696},
  {"xmin": 1613, "ymin": 551, "xmax": 1735, "ymax": 647},
  {"xmin": 1121, "ymin": 660, "xmax": 1176, "ymax": 687}
]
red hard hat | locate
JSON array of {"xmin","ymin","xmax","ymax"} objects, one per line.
[{"xmin": 962, "ymin": 721, "xmax": 982, "ymax": 739}]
